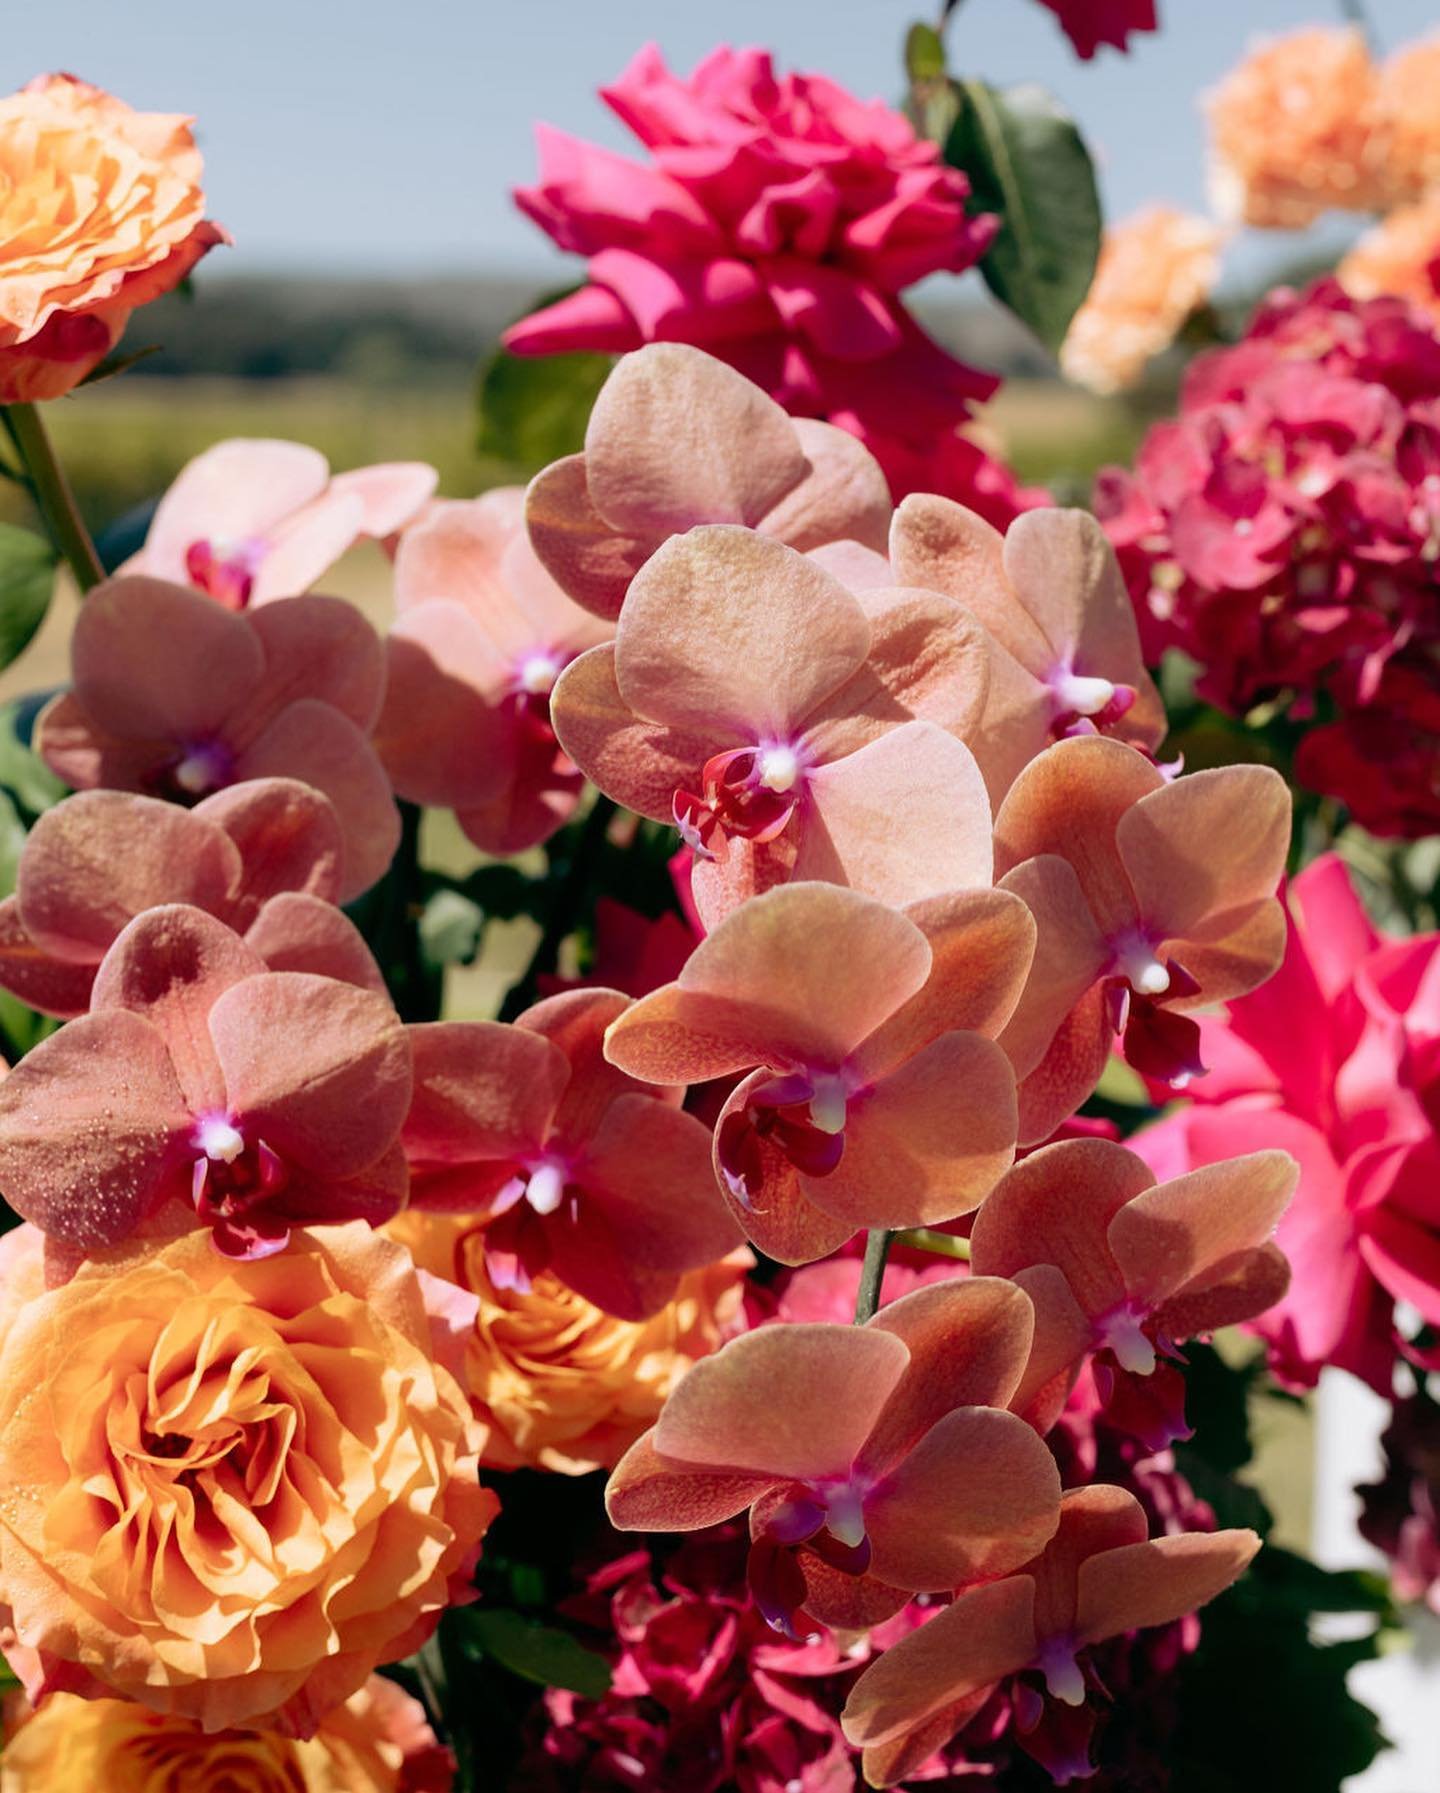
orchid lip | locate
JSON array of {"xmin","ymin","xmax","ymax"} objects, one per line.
[
  {"xmin": 517, "ymin": 651, "xmax": 561, "ymax": 696},
  {"xmin": 756, "ymin": 743, "xmax": 802, "ymax": 793},
  {"xmin": 1114, "ymin": 937, "xmax": 1170, "ymax": 997},
  {"xmin": 1097, "ymin": 1304, "xmax": 1157, "ymax": 1376},
  {"xmin": 807, "ymin": 1073, "xmax": 848, "ymax": 1136},
  {"xmin": 1037, "ymin": 1638, "xmax": 1087, "ymax": 1707},
  {"xmin": 195, "ymin": 1116, "xmax": 245, "ymax": 1164},
  {"xmin": 523, "ymin": 1161, "xmax": 567, "ymax": 1216},
  {"xmin": 1051, "ymin": 669, "xmax": 1117, "ymax": 718}
]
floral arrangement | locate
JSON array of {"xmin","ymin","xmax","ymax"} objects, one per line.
[{"xmin": 0, "ymin": 5, "xmax": 1431, "ymax": 1789}]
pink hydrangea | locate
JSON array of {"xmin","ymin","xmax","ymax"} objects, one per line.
[
  {"xmin": 1098, "ymin": 278, "xmax": 1440, "ymax": 836},
  {"xmin": 1134, "ymin": 853, "xmax": 1440, "ymax": 1392},
  {"xmin": 505, "ymin": 45, "xmax": 1036, "ymax": 525}
]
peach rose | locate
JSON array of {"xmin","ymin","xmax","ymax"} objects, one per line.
[
  {"xmin": 1061, "ymin": 207, "xmax": 1222, "ymax": 394},
  {"xmin": 0, "ymin": 74, "xmax": 226, "ymax": 402},
  {"xmin": 0, "ymin": 1675, "xmax": 453, "ymax": 1792},
  {"xmin": 0, "ymin": 1225, "xmax": 495, "ymax": 1735},
  {"xmin": 1206, "ymin": 28, "xmax": 1385, "ymax": 229},
  {"xmin": 388, "ymin": 1211, "xmax": 750, "ymax": 1475},
  {"xmin": 1339, "ymin": 200, "xmax": 1440, "ymax": 325},
  {"xmin": 1376, "ymin": 36, "xmax": 1440, "ymax": 206}
]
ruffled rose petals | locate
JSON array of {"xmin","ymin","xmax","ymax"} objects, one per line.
[
  {"xmin": 123, "ymin": 438, "xmax": 436, "ymax": 609},
  {"xmin": 606, "ymin": 1279, "xmax": 1062, "ymax": 1638},
  {"xmin": 605, "ymin": 881, "xmax": 1030, "ymax": 1261},
  {"xmin": 399, "ymin": 987, "xmax": 740, "ymax": 1320},
  {"xmin": 525, "ymin": 343, "xmax": 892, "ymax": 619},
  {"xmin": 36, "ymin": 576, "xmax": 400, "ymax": 900},
  {"xmin": 0, "ymin": 1224, "xmax": 493, "ymax": 1735},
  {"xmin": 994, "ymin": 736, "xmax": 1290, "ymax": 1143},
  {"xmin": 0, "ymin": 905, "xmax": 412, "ymax": 1258},
  {"xmin": 550, "ymin": 526, "xmax": 992, "ymax": 928},
  {"xmin": 0, "ymin": 780, "xmax": 383, "ymax": 1018},
  {"xmin": 841, "ymin": 1485, "xmax": 1259, "ymax": 1786},
  {"xmin": 373, "ymin": 491, "xmax": 612, "ymax": 856},
  {"xmin": 972, "ymin": 1136, "xmax": 1295, "ymax": 1442}
]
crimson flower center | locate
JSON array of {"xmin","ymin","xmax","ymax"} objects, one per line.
[
  {"xmin": 185, "ymin": 535, "xmax": 267, "ymax": 611},
  {"xmin": 673, "ymin": 742, "xmax": 809, "ymax": 858}
]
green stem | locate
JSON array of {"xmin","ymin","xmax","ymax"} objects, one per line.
[
  {"xmin": 892, "ymin": 1227, "xmax": 972, "ymax": 1261},
  {"xmin": 854, "ymin": 1229, "xmax": 895, "ymax": 1324},
  {"xmin": 500, "ymin": 794, "xmax": 617, "ymax": 1021},
  {"xmin": 2, "ymin": 403, "xmax": 104, "ymax": 592},
  {"xmin": 1336, "ymin": 0, "xmax": 1379, "ymax": 49}
]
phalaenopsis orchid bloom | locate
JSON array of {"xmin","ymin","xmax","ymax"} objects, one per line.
[
  {"xmin": 0, "ymin": 779, "xmax": 382, "ymax": 1017},
  {"xmin": 605, "ymin": 1279, "xmax": 1062, "ymax": 1638},
  {"xmin": 525, "ymin": 344, "xmax": 892, "ymax": 620},
  {"xmin": 374, "ymin": 491, "xmax": 612, "ymax": 854},
  {"xmin": 603, "ymin": 881, "xmax": 1029, "ymax": 1262},
  {"xmin": 889, "ymin": 496, "xmax": 1165, "ymax": 802},
  {"xmin": 36, "ymin": 576, "xmax": 400, "ymax": 896},
  {"xmin": 399, "ymin": 988, "xmax": 740, "ymax": 1319},
  {"xmin": 549, "ymin": 525, "xmax": 992, "ymax": 927},
  {"xmin": 124, "ymin": 437, "xmax": 436, "ymax": 609},
  {"xmin": 971, "ymin": 1137, "xmax": 1295, "ymax": 1445},
  {"xmin": 841, "ymin": 1484, "xmax": 1258, "ymax": 1787},
  {"xmin": 0, "ymin": 905, "xmax": 411, "ymax": 1259},
  {"xmin": 994, "ymin": 735, "xmax": 1290, "ymax": 1141}
]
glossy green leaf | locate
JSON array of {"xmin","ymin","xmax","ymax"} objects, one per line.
[
  {"xmin": 456, "ymin": 1608, "xmax": 613, "ymax": 1698},
  {"xmin": 0, "ymin": 526, "xmax": 57, "ymax": 672},
  {"xmin": 476, "ymin": 342, "xmax": 613, "ymax": 469},
  {"xmin": 945, "ymin": 79, "xmax": 1101, "ymax": 354}
]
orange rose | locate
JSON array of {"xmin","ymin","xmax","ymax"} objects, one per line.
[
  {"xmin": 1061, "ymin": 207, "xmax": 1221, "ymax": 394},
  {"xmin": 1206, "ymin": 28, "xmax": 1385, "ymax": 229},
  {"xmin": 1375, "ymin": 36, "xmax": 1440, "ymax": 206},
  {"xmin": 388, "ymin": 1211, "xmax": 750, "ymax": 1475},
  {"xmin": 0, "ymin": 74, "xmax": 226, "ymax": 402},
  {"xmin": 0, "ymin": 1225, "xmax": 495, "ymax": 1735},
  {"xmin": 0, "ymin": 1675, "xmax": 452, "ymax": 1792},
  {"xmin": 1338, "ymin": 200, "xmax": 1440, "ymax": 325}
]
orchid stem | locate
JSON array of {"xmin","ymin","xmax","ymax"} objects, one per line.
[
  {"xmin": 854, "ymin": 1228, "xmax": 895, "ymax": 1324},
  {"xmin": 500, "ymin": 793, "xmax": 617, "ymax": 1021},
  {"xmin": 1, "ymin": 403, "xmax": 104, "ymax": 592},
  {"xmin": 892, "ymin": 1227, "xmax": 972, "ymax": 1261}
]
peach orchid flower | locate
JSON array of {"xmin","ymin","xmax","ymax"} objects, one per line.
[
  {"xmin": 889, "ymin": 496, "xmax": 1165, "ymax": 803},
  {"xmin": 994, "ymin": 736, "xmax": 1290, "ymax": 1142},
  {"xmin": 0, "ymin": 780, "xmax": 383, "ymax": 1017},
  {"xmin": 374, "ymin": 492, "xmax": 612, "ymax": 855},
  {"xmin": 36, "ymin": 577, "xmax": 400, "ymax": 897},
  {"xmin": 550, "ymin": 525, "xmax": 992, "ymax": 928},
  {"xmin": 603, "ymin": 882, "xmax": 1031, "ymax": 1263},
  {"xmin": 972, "ymin": 1137, "xmax": 1294, "ymax": 1441},
  {"xmin": 400, "ymin": 988, "xmax": 740, "ymax": 1320},
  {"xmin": 0, "ymin": 906, "xmax": 412, "ymax": 1259},
  {"xmin": 124, "ymin": 438, "xmax": 437, "ymax": 609},
  {"xmin": 606, "ymin": 1278, "xmax": 1062, "ymax": 1638},
  {"xmin": 526, "ymin": 342, "xmax": 892, "ymax": 619},
  {"xmin": 842, "ymin": 1484, "xmax": 1260, "ymax": 1786}
]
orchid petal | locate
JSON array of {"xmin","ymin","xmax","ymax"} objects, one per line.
[
  {"xmin": 525, "ymin": 454, "xmax": 649, "ymax": 622},
  {"xmin": 606, "ymin": 1430, "xmax": 777, "ymax": 1531},
  {"xmin": 402, "ymin": 1021, "xmax": 567, "ymax": 1165},
  {"xmin": 1075, "ymin": 1530, "xmax": 1261, "ymax": 1646},
  {"xmin": 242, "ymin": 892, "xmax": 387, "ymax": 993}
]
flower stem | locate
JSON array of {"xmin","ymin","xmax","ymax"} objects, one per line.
[
  {"xmin": 854, "ymin": 1228, "xmax": 895, "ymax": 1324},
  {"xmin": 1, "ymin": 403, "xmax": 104, "ymax": 592},
  {"xmin": 499, "ymin": 793, "xmax": 617, "ymax": 1021},
  {"xmin": 892, "ymin": 1227, "xmax": 972, "ymax": 1261}
]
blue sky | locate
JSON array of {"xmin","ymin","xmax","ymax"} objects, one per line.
[{"xmin": 11, "ymin": 1, "xmax": 1438, "ymax": 277}]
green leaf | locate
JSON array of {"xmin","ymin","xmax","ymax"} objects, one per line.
[
  {"xmin": 476, "ymin": 340, "xmax": 613, "ymax": 469},
  {"xmin": 0, "ymin": 697, "xmax": 67, "ymax": 818},
  {"xmin": 418, "ymin": 888, "xmax": 485, "ymax": 967},
  {"xmin": 77, "ymin": 343, "xmax": 163, "ymax": 388},
  {"xmin": 945, "ymin": 79, "xmax": 1101, "ymax": 354},
  {"xmin": 454, "ymin": 1608, "xmax": 613, "ymax": 1698},
  {"xmin": 0, "ymin": 526, "xmax": 57, "ymax": 672},
  {"xmin": 905, "ymin": 22, "xmax": 947, "ymax": 81}
]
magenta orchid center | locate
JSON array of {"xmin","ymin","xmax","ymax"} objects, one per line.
[
  {"xmin": 169, "ymin": 739, "xmax": 234, "ymax": 798},
  {"xmin": 189, "ymin": 1113, "xmax": 290, "ymax": 1254},
  {"xmin": 1036, "ymin": 1637, "xmax": 1087, "ymax": 1707},
  {"xmin": 716, "ymin": 1066, "xmax": 853, "ymax": 1206},
  {"xmin": 1047, "ymin": 664, "xmax": 1138, "ymax": 740},
  {"xmin": 184, "ymin": 536, "xmax": 267, "ymax": 611},
  {"xmin": 516, "ymin": 650, "xmax": 562, "ymax": 697},
  {"xmin": 522, "ymin": 1159, "xmax": 567, "ymax": 1216},
  {"xmin": 672, "ymin": 738, "xmax": 811, "ymax": 858},
  {"xmin": 1095, "ymin": 1302, "xmax": 1158, "ymax": 1376}
]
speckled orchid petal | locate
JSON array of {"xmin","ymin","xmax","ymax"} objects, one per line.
[
  {"xmin": 994, "ymin": 737, "xmax": 1163, "ymax": 937},
  {"xmin": 525, "ymin": 454, "xmax": 649, "ymax": 622},
  {"xmin": 1116, "ymin": 764, "xmax": 1290, "ymax": 944},
  {"xmin": 1165, "ymin": 899, "xmax": 1291, "ymax": 1007},
  {"xmin": 0, "ymin": 1010, "xmax": 191, "ymax": 1247},
  {"xmin": 15, "ymin": 792, "xmax": 240, "ymax": 962},
  {"xmin": 762, "ymin": 418, "xmax": 891, "ymax": 552},
  {"xmin": 1075, "ymin": 1529, "xmax": 1261, "ymax": 1647},
  {"xmin": 0, "ymin": 897, "xmax": 98, "ymax": 1017},
  {"xmin": 375, "ymin": 605, "xmax": 513, "ymax": 811},
  {"xmin": 604, "ymin": 882, "xmax": 931, "ymax": 1085},
  {"xmin": 402, "ymin": 1021, "xmax": 568, "ymax": 1166},
  {"xmin": 652, "ymin": 1322, "xmax": 909, "ymax": 1481},
  {"xmin": 244, "ymin": 594, "xmax": 387, "ymax": 733},
  {"xmin": 241, "ymin": 892, "xmax": 386, "ymax": 993},
  {"xmin": 860, "ymin": 1278, "xmax": 1039, "ymax": 1475},
  {"xmin": 794, "ymin": 723, "xmax": 992, "ymax": 909},
  {"xmin": 90, "ymin": 905, "xmax": 265, "ymax": 1115},
  {"xmin": 890, "ymin": 494, "xmax": 1051, "ymax": 667},
  {"xmin": 1155, "ymin": 1241, "xmax": 1293, "ymax": 1339},
  {"xmin": 841, "ymin": 1576, "xmax": 1037, "ymax": 1750},
  {"xmin": 614, "ymin": 527, "xmax": 870, "ymax": 738},
  {"xmin": 861, "ymin": 1693, "xmax": 998, "ymax": 1791},
  {"xmin": 207, "ymin": 972, "xmax": 411, "ymax": 1180},
  {"xmin": 865, "ymin": 1405, "xmax": 1062, "ymax": 1591},
  {"xmin": 326, "ymin": 460, "xmax": 437, "ymax": 538},
  {"xmin": 517, "ymin": 987, "xmax": 674, "ymax": 1141},
  {"xmin": 193, "ymin": 777, "xmax": 344, "ymax": 913},
  {"xmin": 606, "ymin": 1430, "xmax": 778, "ymax": 1531},
  {"xmin": 1106, "ymin": 1150, "xmax": 1297, "ymax": 1311}
]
